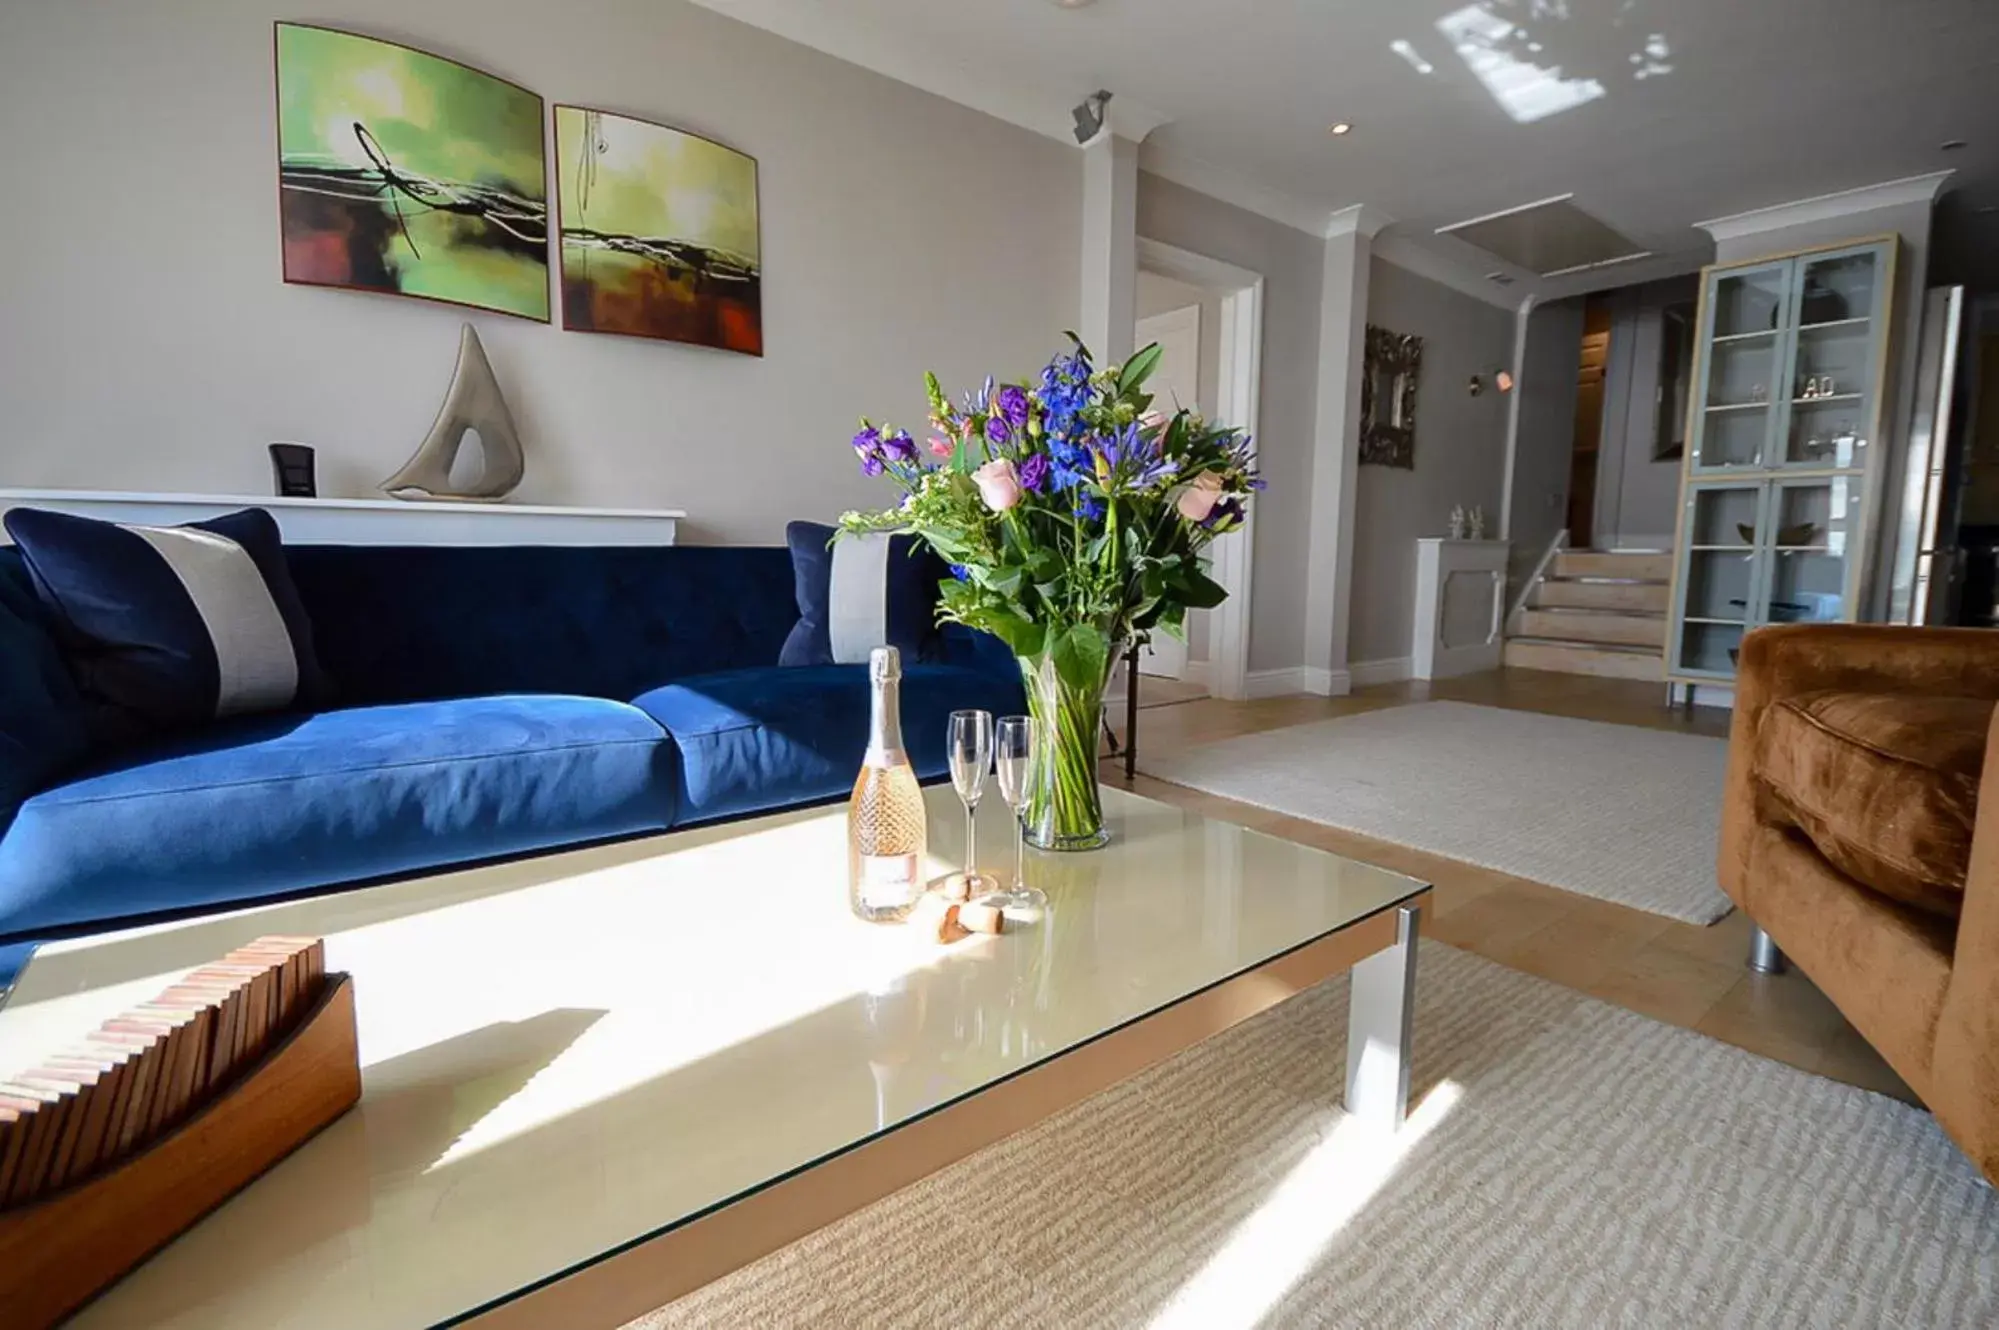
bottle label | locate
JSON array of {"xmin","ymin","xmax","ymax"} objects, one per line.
[{"xmin": 857, "ymin": 853, "xmax": 920, "ymax": 909}]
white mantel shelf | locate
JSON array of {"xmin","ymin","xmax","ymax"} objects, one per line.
[{"xmin": 0, "ymin": 490, "xmax": 685, "ymax": 546}]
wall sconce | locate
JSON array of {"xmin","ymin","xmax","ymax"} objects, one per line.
[
  {"xmin": 1468, "ymin": 375, "xmax": 1485, "ymax": 397},
  {"xmin": 1495, "ymin": 369, "xmax": 1515, "ymax": 393}
]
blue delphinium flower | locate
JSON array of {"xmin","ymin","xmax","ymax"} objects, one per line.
[
  {"xmin": 949, "ymin": 563, "xmax": 970, "ymax": 582},
  {"xmin": 1038, "ymin": 347, "xmax": 1093, "ymax": 442},
  {"xmin": 1076, "ymin": 494, "xmax": 1106, "ymax": 523}
]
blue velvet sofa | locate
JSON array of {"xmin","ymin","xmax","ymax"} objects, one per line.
[{"xmin": 0, "ymin": 542, "xmax": 1022, "ymax": 985}]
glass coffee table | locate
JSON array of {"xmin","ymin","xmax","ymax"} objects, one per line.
[{"xmin": 0, "ymin": 785, "xmax": 1429, "ymax": 1328}]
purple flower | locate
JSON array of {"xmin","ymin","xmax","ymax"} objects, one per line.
[
  {"xmin": 995, "ymin": 384, "xmax": 1030, "ymax": 427},
  {"xmin": 859, "ymin": 453, "xmax": 884, "ymax": 477},
  {"xmin": 851, "ymin": 425, "xmax": 881, "ymax": 457},
  {"xmin": 1017, "ymin": 453, "xmax": 1051, "ymax": 493},
  {"xmin": 987, "ymin": 415, "xmax": 1012, "ymax": 446},
  {"xmin": 881, "ymin": 430, "xmax": 917, "ymax": 462}
]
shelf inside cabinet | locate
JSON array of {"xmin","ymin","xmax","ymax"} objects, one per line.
[
  {"xmin": 1791, "ymin": 393, "xmax": 1863, "ymax": 406},
  {"xmin": 1798, "ymin": 317, "xmax": 1869, "ymax": 333},
  {"xmin": 1706, "ymin": 400, "xmax": 1772, "ymax": 413}
]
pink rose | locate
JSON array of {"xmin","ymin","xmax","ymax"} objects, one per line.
[
  {"xmin": 973, "ymin": 458, "xmax": 1023, "ymax": 512},
  {"xmin": 1177, "ymin": 471, "xmax": 1226, "ymax": 522},
  {"xmin": 928, "ymin": 435, "xmax": 955, "ymax": 458}
]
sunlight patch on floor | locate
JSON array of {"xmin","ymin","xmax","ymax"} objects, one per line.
[{"xmin": 1145, "ymin": 1080, "xmax": 1463, "ymax": 1330}]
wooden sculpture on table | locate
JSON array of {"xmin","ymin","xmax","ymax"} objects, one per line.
[
  {"xmin": 381, "ymin": 322, "xmax": 527, "ymax": 501},
  {"xmin": 0, "ymin": 936, "xmax": 360, "ymax": 1329}
]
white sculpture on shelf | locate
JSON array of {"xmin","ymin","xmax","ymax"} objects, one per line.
[
  {"xmin": 1468, "ymin": 505, "xmax": 1487, "ymax": 540},
  {"xmin": 1447, "ymin": 505, "xmax": 1469, "ymax": 539},
  {"xmin": 381, "ymin": 324, "xmax": 526, "ymax": 503}
]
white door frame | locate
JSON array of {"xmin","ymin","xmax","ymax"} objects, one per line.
[{"xmin": 1136, "ymin": 237, "xmax": 1264, "ymax": 702}]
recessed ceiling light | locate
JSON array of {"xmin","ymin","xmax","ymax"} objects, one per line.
[
  {"xmin": 1942, "ymin": 139, "xmax": 1968, "ymax": 151},
  {"xmin": 1328, "ymin": 122, "xmax": 1354, "ymax": 136},
  {"xmin": 1048, "ymin": 0, "xmax": 1097, "ymax": 7}
]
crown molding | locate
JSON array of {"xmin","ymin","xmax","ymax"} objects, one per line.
[
  {"xmin": 1372, "ymin": 231, "xmax": 1524, "ymax": 310},
  {"xmin": 683, "ymin": 0, "xmax": 1167, "ymax": 146},
  {"xmin": 1324, "ymin": 204, "xmax": 1393, "ymax": 240},
  {"xmin": 1696, "ymin": 170, "xmax": 1955, "ymax": 243},
  {"xmin": 1138, "ymin": 146, "xmax": 1338, "ymax": 238}
]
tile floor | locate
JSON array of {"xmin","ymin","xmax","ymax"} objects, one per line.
[{"xmin": 1109, "ymin": 666, "xmax": 1917, "ymax": 1104}]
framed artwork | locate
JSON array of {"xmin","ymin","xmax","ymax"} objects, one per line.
[
  {"xmin": 274, "ymin": 22, "xmax": 549, "ymax": 322},
  {"xmin": 1360, "ymin": 325, "xmax": 1423, "ymax": 468},
  {"xmin": 554, "ymin": 105, "xmax": 762, "ymax": 356}
]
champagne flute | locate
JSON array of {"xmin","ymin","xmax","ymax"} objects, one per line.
[
  {"xmin": 947, "ymin": 710, "xmax": 997, "ymax": 895},
  {"xmin": 989, "ymin": 715, "xmax": 1046, "ymax": 913}
]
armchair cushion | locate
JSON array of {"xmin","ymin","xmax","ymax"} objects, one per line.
[{"xmin": 1754, "ymin": 689, "xmax": 1990, "ymax": 920}]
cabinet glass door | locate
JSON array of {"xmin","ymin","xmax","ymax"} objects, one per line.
[
  {"xmin": 1778, "ymin": 246, "xmax": 1883, "ymax": 468},
  {"xmin": 1675, "ymin": 483, "xmax": 1761, "ymax": 675},
  {"xmin": 1754, "ymin": 476, "xmax": 1859, "ymax": 625},
  {"xmin": 1692, "ymin": 262, "xmax": 1789, "ymax": 473}
]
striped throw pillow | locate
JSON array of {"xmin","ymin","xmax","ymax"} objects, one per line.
[
  {"xmin": 778, "ymin": 521, "xmax": 945, "ymax": 666},
  {"xmin": 4, "ymin": 507, "xmax": 330, "ymax": 736}
]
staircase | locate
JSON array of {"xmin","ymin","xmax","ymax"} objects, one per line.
[{"xmin": 1503, "ymin": 549, "xmax": 1669, "ymax": 681}]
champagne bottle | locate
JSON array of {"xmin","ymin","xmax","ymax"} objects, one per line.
[{"xmin": 848, "ymin": 646, "xmax": 927, "ymax": 921}]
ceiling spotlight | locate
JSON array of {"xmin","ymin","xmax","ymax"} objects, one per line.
[
  {"xmin": 1328, "ymin": 122, "xmax": 1354, "ymax": 136},
  {"xmin": 1495, "ymin": 369, "xmax": 1515, "ymax": 394},
  {"xmin": 1072, "ymin": 89, "xmax": 1113, "ymax": 145},
  {"xmin": 1048, "ymin": 0, "xmax": 1098, "ymax": 7}
]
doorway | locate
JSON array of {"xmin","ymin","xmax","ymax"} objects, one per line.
[
  {"xmin": 1131, "ymin": 238, "xmax": 1263, "ymax": 702},
  {"xmin": 1566, "ymin": 296, "xmax": 1612, "ymax": 549}
]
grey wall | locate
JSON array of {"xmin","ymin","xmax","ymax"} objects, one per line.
[
  {"xmin": 1507, "ymin": 297, "xmax": 1586, "ymax": 589},
  {"xmin": 1593, "ymin": 276, "xmax": 1700, "ymax": 547},
  {"xmin": 1135, "ymin": 172, "xmax": 1325, "ymax": 674},
  {"xmin": 1347, "ymin": 259, "xmax": 1516, "ymax": 666},
  {"xmin": 0, "ymin": 0, "xmax": 1080, "ymax": 544},
  {"xmin": 1714, "ymin": 199, "xmax": 1933, "ymax": 617}
]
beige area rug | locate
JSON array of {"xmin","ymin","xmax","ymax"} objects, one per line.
[
  {"xmin": 1139, "ymin": 701, "xmax": 1733, "ymax": 924},
  {"xmin": 627, "ymin": 944, "xmax": 1996, "ymax": 1329}
]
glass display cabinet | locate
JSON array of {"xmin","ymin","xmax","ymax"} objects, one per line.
[{"xmin": 1667, "ymin": 237, "xmax": 1896, "ymax": 690}]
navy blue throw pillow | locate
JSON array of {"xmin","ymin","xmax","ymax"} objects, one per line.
[
  {"xmin": 4, "ymin": 506, "xmax": 332, "ymax": 736},
  {"xmin": 779, "ymin": 521, "xmax": 946, "ymax": 666}
]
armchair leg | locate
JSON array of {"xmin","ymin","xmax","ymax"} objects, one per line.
[{"xmin": 1748, "ymin": 925, "xmax": 1787, "ymax": 975}]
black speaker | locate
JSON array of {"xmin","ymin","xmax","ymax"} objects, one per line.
[{"xmin": 268, "ymin": 443, "xmax": 317, "ymax": 498}]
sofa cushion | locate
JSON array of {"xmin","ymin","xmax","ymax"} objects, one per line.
[
  {"xmin": 778, "ymin": 522, "xmax": 946, "ymax": 667},
  {"xmin": 1755, "ymin": 690, "xmax": 1991, "ymax": 920},
  {"xmin": 0, "ymin": 695, "xmax": 676, "ymax": 940},
  {"xmin": 284, "ymin": 544, "xmax": 799, "ymax": 707},
  {"xmin": 0, "ymin": 549, "xmax": 94, "ymax": 834},
  {"xmin": 3, "ymin": 507, "xmax": 331, "ymax": 741},
  {"xmin": 634, "ymin": 662, "xmax": 1024, "ymax": 825}
]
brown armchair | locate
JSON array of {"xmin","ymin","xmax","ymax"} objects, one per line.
[{"xmin": 1721, "ymin": 623, "xmax": 1999, "ymax": 1180}]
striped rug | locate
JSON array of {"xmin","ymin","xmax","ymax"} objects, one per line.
[{"xmin": 625, "ymin": 943, "xmax": 1996, "ymax": 1329}]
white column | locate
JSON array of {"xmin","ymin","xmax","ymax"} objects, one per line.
[
  {"xmin": 1302, "ymin": 207, "xmax": 1388, "ymax": 695},
  {"xmin": 1079, "ymin": 134, "xmax": 1140, "ymax": 366}
]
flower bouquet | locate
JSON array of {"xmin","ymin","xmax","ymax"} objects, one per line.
[{"xmin": 841, "ymin": 337, "xmax": 1261, "ymax": 850}]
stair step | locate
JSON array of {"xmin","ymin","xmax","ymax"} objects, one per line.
[
  {"xmin": 1518, "ymin": 608, "xmax": 1666, "ymax": 648},
  {"xmin": 1531, "ymin": 578, "xmax": 1671, "ymax": 614},
  {"xmin": 1504, "ymin": 638, "xmax": 1665, "ymax": 681},
  {"xmin": 1554, "ymin": 550, "xmax": 1673, "ymax": 581}
]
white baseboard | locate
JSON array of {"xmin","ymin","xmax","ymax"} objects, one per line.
[
  {"xmin": 1348, "ymin": 656, "xmax": 1413, "ymax": 687},
  {"xmin": 1183, "ymin": 659, "xmax": 1212, "ymax": 687}
]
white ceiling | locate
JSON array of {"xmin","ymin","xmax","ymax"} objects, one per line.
[{"xmin": 691, "ymin": 0, "xmax": 1999, "ymax": 304}]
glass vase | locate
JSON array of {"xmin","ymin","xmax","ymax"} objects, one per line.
[{"xmin": 1018, "ymin": 647, "xmax": 1118, "ymax": 852}]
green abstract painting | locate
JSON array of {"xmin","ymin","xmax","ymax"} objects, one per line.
[
  {"xmin": 275, "ymin": 23, "xmax": 549, "ymax": 321},
  {"xmin": 554, "ymin": 105, "xmax": 761, "ymax": 355}
]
